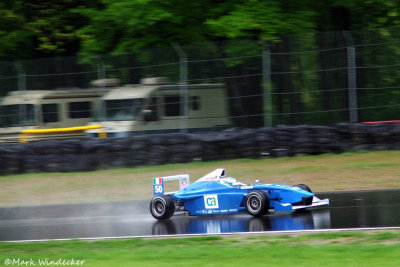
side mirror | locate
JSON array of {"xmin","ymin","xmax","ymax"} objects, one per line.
[{"xmin": 143, "ymin": 110, "xmax": 157, "ymax": 121}]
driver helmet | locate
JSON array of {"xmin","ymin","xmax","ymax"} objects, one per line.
[{"xmin": 221, "ymin": 177, "xmax": 237, "ymax": 186}]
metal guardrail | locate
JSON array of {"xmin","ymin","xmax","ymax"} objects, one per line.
[
  {"xmin": 0, "ymin": 125, "xmax": 105, "ymax": 144},
  {"xmin": 19, "ymin": 125, "xmax": 105, "ymax": 143}
]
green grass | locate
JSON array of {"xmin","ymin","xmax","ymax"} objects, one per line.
[
  {"xmin": 0, "ymin": 150, "xmax": 394, "ymax": 180},
  {"xmin": 0, "ymin": 150, "xmax": 399, "ymax": 206},
  {"xmin": 0, "ymin": 150, "xmax": 397, "ymax": 180},
  {"xmin": 1, "ymin": 231, "xmax": 400, "ymax": 267},
  {"xmin": 344, "ymin": 163, "xmax": 400, "ymax": 169},
  {"xmin": 0, "ymin": 150, "xmax": 399, "ymax": 265}
]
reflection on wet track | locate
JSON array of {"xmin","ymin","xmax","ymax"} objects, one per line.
[
  {"xmin": 152, "ymin": 210, "xmax": 331, "ymax": 235},
  {"xmin": 0, "ymin": 190, "xmax": 399, "ymax": 241}
]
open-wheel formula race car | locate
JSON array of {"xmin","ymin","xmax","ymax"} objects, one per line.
[{"xmin": 150, "ymin": 169, "xmax": 329, "ymax": 220}]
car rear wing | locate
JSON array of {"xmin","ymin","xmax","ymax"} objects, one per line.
[{"xmin": 153, "ymin": 174, "xmax": 190, "ymax": 196}]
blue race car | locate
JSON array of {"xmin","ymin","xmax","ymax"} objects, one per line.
[{"xmin": 150, "ymin": 169, "xmax": 329, "ymax": 220}]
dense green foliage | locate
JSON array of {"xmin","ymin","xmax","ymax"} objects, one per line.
[
  {"xmin": 1, "ymin": 0, "xmax": 400, "ymax": 59},
  {"xmin": 2, "ymin": 1, "xmax": 400, "ymax": 126},
  {"xmin": 1, "ymin": 231, "xmax": 400, "ymax": 266}
]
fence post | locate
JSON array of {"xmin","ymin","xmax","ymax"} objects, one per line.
[
  {"xmin": 96, "ymin": 57, "xmax": 106, "ymax": 119},
  {"xmin": 172, "ymin": 43, "xmax": 188, "ymax": 133},
  {"xmin": 15, "ymin": 61, "xmax": 26, "ymax": 92},
  {"xmin": 15, "ymin": 61, "xmax": 27, "ymax": 125},
  {"xmin": 262, "ymin": 43, "xmax": 272, "ymax": 127},
  {"xmin": 345, "ymin": 32, "xmax": 358, "ymax": 123},
  {"xmin": 96, "ymin": 56, "xmax": 106, "ymax": 81}
]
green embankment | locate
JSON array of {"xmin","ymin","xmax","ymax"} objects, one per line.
[{"xmin": 0, "ymin": 150, "xmax": 399, "ymax": 206}]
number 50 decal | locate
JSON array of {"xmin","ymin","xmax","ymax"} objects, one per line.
[
  {"xmin": 154, "ymin": 185, "xmax": 163, "ymax": 193},
  {"xmin": 153, "ymin": 178, "xmax": 164, "ymax": 196}
]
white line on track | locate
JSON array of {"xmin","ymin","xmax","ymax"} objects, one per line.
[{"xmin": 3, "ymin": 226, "xmax": 400, "ymax": 243}]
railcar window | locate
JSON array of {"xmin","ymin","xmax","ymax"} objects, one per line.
[
  {"xmin": 190, "ymin": 96, "xmax": 200, "ymax": 110},
  {"xmin": 164, "ymin": 95, "xmax": 181, "ymax": 116},
  {"xmin": 104, "ymin": 98, "xmax": 144, "ymax": 121},
  {"xmin": 0, "ymin": 104, "xmax": 35, "ymax": 127},
  {"xmin": 42, "ymin": 103, "xmax": 59, "ymax": 123},
  {"xmin": 69, "ymin": 101, "xmax": 91, "ymax": 119}
]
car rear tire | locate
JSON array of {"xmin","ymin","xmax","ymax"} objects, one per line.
[
  {"xmin": 293, "ymin": 184, "xmax": 312, "ymax": 193},
  {"xmin": 150, "ymin": 195, "xmax": 175, "ymax": 220},
  {"xmin": 245, "ymin": 190, "xmax": 269, "ymax": 217}
]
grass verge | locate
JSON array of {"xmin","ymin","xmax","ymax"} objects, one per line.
[
  {"xmin": 1, "ymin": 231, "xmax": 400, "ymax": 267},
  {"xmin": 0, "ymin": 150, "xmax": 399, "ymax": 206}
]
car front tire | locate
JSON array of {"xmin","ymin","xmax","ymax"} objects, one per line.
[
  {"xmin": 293, "ymin": 184, "xmax": 312, "ymax": 193},
  {"xmin": 245, "ymin": 190, "xmax": 269, "ymax": 217}
]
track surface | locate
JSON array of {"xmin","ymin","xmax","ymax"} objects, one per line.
[{"xmin": 0, "ymin": 190, "xmax": 399, "ymax": 241}]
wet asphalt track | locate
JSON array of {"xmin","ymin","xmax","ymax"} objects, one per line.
[{"xmin": 0, "ymin": 189, "xmax": 399, "ymax": 241}]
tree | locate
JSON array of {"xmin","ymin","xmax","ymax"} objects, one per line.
[
  {"xmin": 75, "ymin": 0, "xmax": 215, "ymax": 56},
  {"xmin": 206, "ymin": 1, "xmax": 317, "ymax": 125},
  {"xmin": 0, "ymin": 1, "xmax": 34, "ymax": 60},
  {"xmin": 0, "ymin": 0, "xmax": 94, "ymax": 60},
  {"xmin": 206, "ymin": 0, "xmax": 316, "ymax": 40},
  {"xmin": 22, "ymin": 0, "xmax": 90, "ymax": 57}
]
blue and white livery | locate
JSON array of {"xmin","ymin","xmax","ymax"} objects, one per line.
[{"xmin": 149, "ymin": 169, "xmax": 329, "ymax": 220}]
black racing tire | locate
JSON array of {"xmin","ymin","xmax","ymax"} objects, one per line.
[
  {"xmin": 293, "ymin": 184, "xmax": 312, "ymax": 193},
  {"xmin": 245, "ymin": 190, "xmax": 269, "ymax": 217},
  {"xmin": 150, "ymin": 195, "xmax": 175, "ymax": 220}
]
